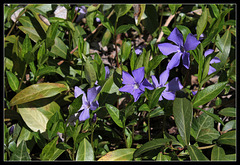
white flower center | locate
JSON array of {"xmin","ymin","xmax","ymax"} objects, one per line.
[{"xmin": 133, "ymin": 83, "xmax": 139, "ymax": 89}]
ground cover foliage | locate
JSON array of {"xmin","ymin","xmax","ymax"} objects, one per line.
[{"xmin": 4, "ymin": 4, "xmax": 236, "ymax": 161}]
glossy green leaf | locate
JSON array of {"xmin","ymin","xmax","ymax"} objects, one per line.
[
  {"xmin": 130, "ymin": 49, "xmax": 137, "ymax": 71},
  {"xmin": 197, "ymin": 128, "xmax": 220, "ymax": 144},
  {"xmin": 187, "ymin": 145, "xmax": 209, "ymax": 161},
  {"xmin": 76, "ymin": 138, "xmax": 94, "ymax": 161},
  {"xmin": 196, "ymin": 7, "xmax": 208, "ymax": 40},
  {"xmin": 114, "ymin": 4, "xmax": 133, "ymax": 19},
  {"xmin": 6, "ymin": 71, "xmax": 19, "ymax": 92},
  {"xmin": 124, "ymin": 105, "xmax": 135, "ymax": 119},
  {"xmin": 139, "ymin": 103, "xmax": 151, "ymax": 112},
  {"xmin": 21, "ymin": 34, "xmax": 32, "ymax": 59},
  {"xmin": 105, "ymin": 103, "xmax": 123, "ymax": 128},
  {"xmin": 86, "ymin": 11, "xmax": 96, "ymax": 32},
  {"xmin": 10, "ymin": 83, "xmax": 68, "ymax": 106},
  {"xmin": 18, "ymin": 100, "xmax": 60, "ymax": 133},
  {"xmin": 148, "ymin": 87, "xmax": 165, "ymax": 109},
  {"xmin": 217, "ymin": 130, "xmax": 236, "ymax": 146},
  {"xmin": 99, "ymin": 148, "xmax": 136, "ymax": 161},
  {"xmin": 224, "ymin": 154, "xmax": 236, "ymax": 161},
  {"xmin": 222, "ymin": 120, "xmax": 236, "ymax": 133},
  {"xmin": 176, "ymin": 25, "xmax": 191, "ymax": 41},
  {"xmin": 37, "ymin": 42, "xmax": 47, "ymax": 66},
  {"xmin": 40, "ymin": 136, "xmax": 65, "ymax": 161},
  {"xmin": 46, "ymin": 21, "xmax": 59, "ymax": 48},
  {"xmin": 168, "ymin": 4, "xmax": 182, "ymax": 15},
  {"xmin": 173, "ymin": 94, "xmax": 193, "ymax": 146},
  {"xmin": 212, "ymin": 29, "xmax": 231, "ymax": 70},
  {"xmin": 16, "ymin": 126, "xmax": 33, "ymax": 146},
  {"xmin": 120, "ymin": 39, "xmax": 131, "ymax": 63},
  {"xmin": 87, "ymin": 4, "xmax": 100, "ymax": 12},
  {"xmin": 218, "ymin": 107, "xmax": 236, "ymax": 117},
  {"xmin": 150, "ymin": 107, "xmax": 164, "ymax": 118},
  {"xmin": 133, "ymin": 138, "xmax": 171, "ymax": 158},
  {"xmin": 146, "ymin": 54, "xmax": 167, "ymax": 75},
  {"xmin": 10, "ymin": 141, "xmax": 31, "ymax": 161},
  {"xmin": 156, "ymin": 152, "xmax": 171, "ymax": 161},
  {"xmin": 193, "ymin": 81, "xmax": 228, "ymax": 107},
  {"xmin": 50, "ymin": 37, "xmax": 68, "ymax": 59},
  {"xmin": 84, "ymin": 59, "xmax": 97, "ymax": 88},
  {"xmin": 211, "ymin": 146, "xmax": 225, "ymax": 161}
]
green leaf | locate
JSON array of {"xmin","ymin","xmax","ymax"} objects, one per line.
[
  {"xmin": 37, "ymin": 42, "xmax": 47, "ymax": 66},
  {"xmin": 101, "ymin": 29, "xmax": 112, "ymax": 47},
  {"xmin": 133, "ymin": 138, "xmax": 171, "ymax": 158},
  {"xmin": 130, "ymin": 49, "xmax": 137, "ymax": 71},
  {"xmin": 168, "ymin": 4, "xmax": 182, "ymax": 15},
  {"xmin": 134, "ymin": 4, "xmax": 146, "ymax": 26},
  {"xmin": 150, "ymin": 107, "xmax": 164, "ymax": 118},
  {"xmin": 218, "ymin": 107, "xmax": 236, "ymax": 117},
  {"xmin": 193, "ymin": 81, "xmax": 228, "ymax": 107},
  {"xmin": 114, "ymin": 4, "xmax": 133, "ymax": 19},
  {"xmin": 116, "ymin": 24, "xmax": 134, "ymax": 35},
  {"xmin": 196, "ymin": 128, "xmax": 220, "ymax": 144},
  {"xmin": 124, "ymin": 105, "xmax": 135, "ymax": 119},
  {"xmin": 196, "ymin": 7, "xmax": 208, "ymax": 40},
  {"xmin": 156, "ymin": 152, "xmax": 171, "ymax": 161},
  {"xmin": 50, "ymin": 37, "xmax": 68, "ymax": 59},
  {"xmin": 120, "ymin": 39, "xmax": 131, "ymax": 63},
  {"xmin": 217, "ymin": 130, "xmax": 236, "ymax": 146},
  {"xmin": 40, "ymin": 136, "xmax": 65, "ymax": 161},
  {"xmin": 146, "ymin": 54, "xmax": 167, "ymax": 75},
  {"xmin": 187, "ymin": 145, "xmax": 209, "ymax": 161},
  {"xmin": 139, "ymin": 103, "xmax": 151, "ymax": 112},
  {"xmin": 87, "ymin": 4, "xmax": 100, "ymax": 12},
  {"xmin": 99, "ymin": 148, "xmax": 136, "ymax": 161},
  {"xmin": 21, "ymin": 34, "xmax": 32, "ymax": 58},
  {"xmin": 142, "ymin": 5, "xmax": 158, "ymax": 34},
  {"xmin": 222, "ymin": 120, "xmax": 236, "ymax": 133},
  {"xmin": 84, "ymin": 59, "xmax": 97, "ymax": 87},
  {"xmin": 211, "ymin": 146, "xmax": 225, "ymax": 161},
  {"xmin": 6, "ymin": 71, "xmax": 19, "ymax": 92},
  {"xmin": 68, "ymin": 95, "xmax": 83, "ymax": 118},
  {"xmin": 212, "ymin": 29, "xmax": 231, "ymax": 70},
  {"xmin": 86, "ymin": 11, "xmax": 96, "ymax": 32},
  {"xmin": 148, "ymin": 87, "xmax": 165, "ymax": 109},
  {"xmin": 173, "ymin": 93, "xmax": 193, "ymax": 146},
  {"xmin": 176, "ymin": 25, "xmax": 191, "ymax": 41},
  {"xmin": 46, "ymin": 21, "xmax": 59, "ymax": 48},
  {"xmin": 209, "ymin": 4, "xmax": 220, "ymax": 18},
  {"xmin": 161, "ymin": 26, "xmax": 171, "ymax": 36},
  {"xmin": 9, "ymin": 83, "xmax": 68, "ymax": 106},
  {"xmin": 10, "ymin": 141, "xmax": 31, "ymax": 161},
  {"xmin": 76, "ymin": 138, "xmax": 94, "ymax": 161},
  {"xmin": 96, "ymin": 11, "xmax": 114, "ymax": 34},
  {"xmin": 18, "ymin": 100, "xmax": 60, "ymax": 133},
  {"xmin": 224, "ymin": 154, "xmax": 236, "ymax": 161},
  {"xmin": 105, "ymin": 103, "xmax": 123, "ymax": 128}
]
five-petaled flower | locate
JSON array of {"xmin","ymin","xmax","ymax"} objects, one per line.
[
  {"xmin": 204, "ymin": 49, "xmax": 221, "ymax": 75},
  {"xmin": 74, "ymin": 86, "xmax": 99, "ymax": 121},
  {"xmin": 158, "ymin": 27, "xmax": 200, "ymax": 70},
  {"xmin": 151, "ymin": 71, "xmax": 183, "ymax": 101},
  {"xmin": 119, "ymin": 67, "xmax": 154, "ymax": 102}
]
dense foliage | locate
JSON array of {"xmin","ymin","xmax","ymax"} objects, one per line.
[{"xmin": 4, "ymin": 4, "xmax": 236, "ymax": 161}]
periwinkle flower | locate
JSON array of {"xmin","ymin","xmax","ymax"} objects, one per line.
[
  {"xmin": 75, "ymin": 6, "xmax": 87, "ymax": 23},
  {"xmin": 151, "ymin": 71, "xmax": 183, "ymax": 101},
  {"xmin": 96, "ymin": 17, "xmax": 101, "ymax": 23},
  {"xmin": 158, "ymin": 27, "xmax": 200, "ymax": 70},
  {"xmin": 74, "ymin": 86, "xmax": 99, "ymax": 121},
  {"xmin": 204, "ymin": 49, "xmax": 221, "ymax": 75},
  {"xmin": 104, "ymin": 66, "xmax": 110, "ymax": 79},
  {"xmin": 135, "ymin": 45, "xmax": 145, "ymax": 55},
  {"xmin": 119, "ymin": 67, "xmax": 154, "ymax": 102},
  {"xmin": 9, "ymin": 125, "xmax": 15, "ymax": 135}
]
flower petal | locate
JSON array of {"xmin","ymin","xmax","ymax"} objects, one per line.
[
  {"xmin": 204, "ymin": 49, "xmax": 214, "ymax": 57},
  {"xmin": 159, "ymin": 69, "xmax": 170, "ymax": 86},
  {"xmin": 105, "ymin": 66, "xmax": 110, "ymax": 79},
  {"xmin": 151, "ymin": 75, "xmax": 159, "ymax": 88},
  {"xmin": 184, "ymin": 33, "xmax": 200, "ymax": 51},
  {"xmin": 208, "ymin": 66, "xmax": 216, "ymax": 75},
  {"xmin": 74, "ymin": 86, "xmax": 85, "ymax": 98},
  {"xmin": 132, "ymin": 67, "xmax": 145, "ymax": 84},
  {"xmin": 79, "ymin": 108, "xmax": 90, "ymax": 121},
  {"xmin": 162, "ymin": 91, "xmax": 176, "ymax": 100},
  {"xmin": 119, "ymin": 84, "xmax": 134, "ymax": 93},
  {"xmin": 140, "ymin": 78, "xmax": 154, "ymax": 91},
  {"xmin": 90, "ymin": 101, "xmax": 99, "ymax": 110},
  {"xmin": 166, "ymin": 77, "xmax": 183, "ymax": 92},
  {"xmin": 168, "ymin": 27, "xmax": 184, "ymax": 46},
  {"xmin": 87, "ymin": 87, "xmax": 98, "ymax": 103},
  {"xmin": 182, "ymin": 52, "xmax": 190, "ymax": 69},
  {"xmin": 131, "ymin": 88, "xmax": 144, "ymax": 102},
  {"xmin": 210, "ymin": 57, "xmax": 221, "ymax": 64},
  {"xmin": 96, "ymin": 85, "xmax": 102, "ymax": 94},
  {"xmin": 166, "ymin": 52, "xmax": 182, "ymax": 70},
  {"xmin": 122, "ymin": 71, "xmax": 135, "ymax": 85},
  {"xmin": 158, "ymin": 43, "xmax": 179, "ymax": 55}
]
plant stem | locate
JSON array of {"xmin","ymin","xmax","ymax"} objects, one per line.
[
  {"xmin": 113, "ymin": 17, "xmax": 120, "ymax": 68},
  {"xmin": 147, "ymin": 113, "xmax": 151, "ymax": 141},
  {"xmin": 123, "ymin": 124, "xmax": 128, "ymax": 148},
  {"xmin": 198, "ymin": 144, "xmax": 216, "ymax": 150},
  {"xmin": 18, "ymin": 64, "xmax": 27, "ymax": 90}
]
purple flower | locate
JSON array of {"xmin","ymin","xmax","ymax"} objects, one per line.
[
  {"xmin": 96, "ymin": 17, "xmax": 101, "ymax": 23},
  {"xmin": 9, "ymin": 125, "xmax": 15, "ymax": 135},
  {"xmin": 151, "ymin": 71, "xmax": 183, "ymax": 101},
  {"xmin": 119, "ymin": 67, "xmax": 154, "ymax": 102},
  {"xmin": 75, "ymin": 6, "xmax": 87, "ymax": 23},
  {"xmin": 74, "ymin": 86, "xmax": 99, "ymax": 121},
  {"xmin": 204, "ymin": 49, "xmax": 221, "ymax": 75},
  {"xmin": 158, "ymin": 27, "xmax": 200, "ymax": 71},
  {"xmin": 135, "ymin": 45, "xmax": 145, "ymax": 55},
  {"xmin": 105, "ymin": 66, "xmax": 110, "ymax": 79}
]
